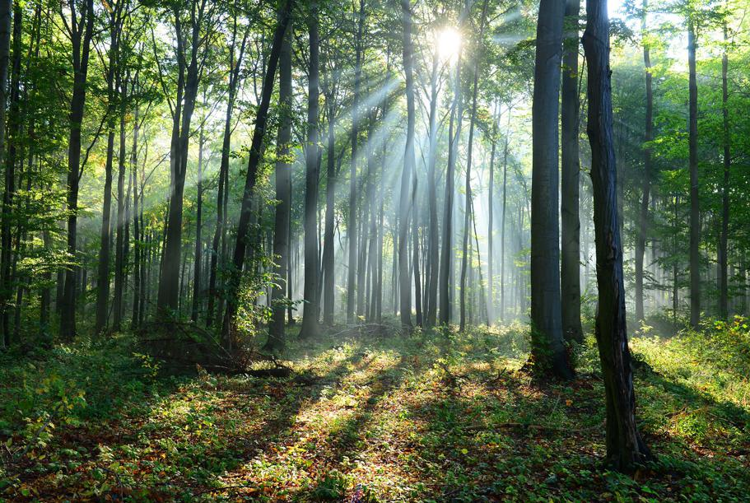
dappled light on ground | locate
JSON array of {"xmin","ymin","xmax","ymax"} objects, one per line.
[{"xmin": 1, "ymin": 322, "xmax": 749, "ymax": 501}]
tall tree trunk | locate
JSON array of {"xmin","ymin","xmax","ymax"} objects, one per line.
[
  {"xmin": 719, "ymin": 17, "xmax": 730, "ymax": 320},
  {"xmin": 412, "ymin": 172, "xmax": 422, "ymax": 326},
  {"xmin": 635, "ymin": 0, "xmax": 653, "ymax": 322},
  {"xmin": 131, "ymin": 104, "xmax": 141, "ymax": 329},
  {"xmin": 346, "ymin": 0, "xmax": 365, "ymax": 325},
  {"xmin": 688, "ymin": 15, "xmax": 700, "ymax": 328},
  {"xmin": 0, "ymin": 0, "xmax": 16, "ymax": 347},
  {"xmin": 60, "ymin": 0, "xmax": 95, "ymax": 341},
  {"xmin": 561, "ymin": 0, "xmax": 583, "ymax": 343},
  {"xmin": 207, "ymin": 6, "xmax": 248, "ymax": 327},
  {"xmin": 157, "ymin": 2, "xmax": 208, "ymax": 321},
  {"xmin": 425, "ymin": 46, "xmax": 440, "ymax": 327},
  {"xmin": 460, "ymin": 0, "xmax": 488, "ymax": 332},
  {"xmin": 438, "ymin": 19, "xmax": 464, "ymax": 327},
  {"xmin": 582, "ymin": 0, "xmax": 653, "ymax": 470},
  {"xmin": 500, "ymin": 114, "xmax": 509, "ymax": 322},
  {"xmin": 300, "ymin": 0, "xmax": 321, "ymax": 339},
  {"xmin": 322, "ymin": 97, "xmax": 336, "ymax": 326},
  {"xmin": 398, "ymin": 0, "xmax": 415, "ymax": 330},
  {"xmin": 268, "ymin": 18, "xmax": 292, "ymax": 350},
  {"xmin": 530, "ymin": 0, "xmax": 573, "ymax": 378},
  {"xmin": 487, "ymin": 103, "xmax": 498, "ymax": 326},
  {"xmin": 191, "ymin": 110, "xmax": 206, "ymax": 323},
  {"xmin": 221, "ymin": 0, "xmax": 293, "ymax": 345},
  {"xmin": 113, "ymin": 84, "xmax": 128, "ymax": 331}
]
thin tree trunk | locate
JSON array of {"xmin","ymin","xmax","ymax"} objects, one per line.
[
  {"xmin": 719, "ymin": 17, "xmax": 730, "ymax": 320},
  {"xmin": 583, "ymin": 0, "xmax": 653, "ymax": 470},
  {"xmin": 346, "ymin": 0, "xmax": 365, "ymax": 325},
  {"xmin": 635, "ymin": 0, "xmax": 653, "ymax": 322},
  {"xmin": 398, "ymin": 0, "xmax": 415, "ymax": 330},
  {"xmin": 460, "ymin": 0, "xmax": 488, "ymax": 332},
  {"xmin": 113, "ymin": 82, "xmax": 128, "ymax": 331},
  {"xmin": 425, "ymin": 45, "xmax": 440, "ymax": 327},
  {"xmin": 500, "ymin": 113, "xmax": 510, "ymax": 322},
  {"xmin": 191, "ymin": 106, "xmax": 206, "ymax": 323},
  {"xmin": 0, "ymin": 0, "xmax": 17, "ymax": 347},
  {"xmin": 688, "ymin": 15, "xmax": 700, "ymax": 328},
  {"xmin": 487, "ymin": 103, "xmax": 498, "ymax": 326},
  {"xmin": 439, "ymin": 24, "xmax": 464, "ymax": 327}
]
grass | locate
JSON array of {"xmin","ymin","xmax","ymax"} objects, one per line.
[{"xmin": 0, "ymin": 317, "xmax": 749, "ymax": 501}]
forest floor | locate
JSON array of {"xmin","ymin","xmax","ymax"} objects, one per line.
[{"xmin": 1, "ymin": 318, "xmax": 749, "ymax": 502}]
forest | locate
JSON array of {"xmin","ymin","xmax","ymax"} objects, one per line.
[{"xmin": 0, "ymin": 0, "xmax": 749, "ymax": 500}]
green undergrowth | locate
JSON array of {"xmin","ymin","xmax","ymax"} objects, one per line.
[{"xmin": 1, "ymin": 318, "xmax": 748, "ymax": 501}]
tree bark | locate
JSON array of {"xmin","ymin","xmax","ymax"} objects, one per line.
[
  {"xmin": 635, "ymin": 0, "xmax": 653, "ymax": 323},
  {"xmin": 299, "ymin": 0, "xmax": 321, "ymax": 339},
  {"xmin": 191, "ymin": 102, "xmax": 206, "ymax": 323},
  {"xmin": 398, "ymin": 0, "xmax": 416, "ymax": 330},
  {"xmin": 268, "ymin": 17, "xmax": 293, "ymax": 350},
  {"xmin": 425, "ymin": 46, "xmax": 440, "ymax": 327},
  {"xmin": 0, "ymin": 0, "xmax": 16, "ymax": 347},
  {"xmin": 60, "ymin": 0, "xmax": 95, "ymax": 341},
  {"xmin": 530, "ymin": 0, "xmax": 573, "ymax": 378},
  {"xmin": 113, "ymin": 79, "xmax": 128, "ymax": 331},
  {"xmin": 460, "ymin": 0, "xmax": 488, "ymax": 332},
  {"xmin": 719, "ymin": 17, "xmax": 730, "ymax": 320},
  {"xmin": 157, "ymin": 0, "xmax": 210, "ymax": 321},
  {"xmin": 583, "ymin": 0, "xmax": 653, "ymax": 471},
  {"xmin": 221, "ymin": 0, "xmax": 293, "ymax": 346},
  {"xmin": 346, "ymin": 0, "xmax": 365, "ymax": 325},
  {"xmin": 207, "ymin": 3, "xmax": 248, "ymax": 328},
  {"xmin": 561, "ymin": 0, "xmax": 583, "ymax": 343},
  {"xmin": 688, "ymin": 15, "xmax": 700, "ymax": 328}
]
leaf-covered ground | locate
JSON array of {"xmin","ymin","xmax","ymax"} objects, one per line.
[{"xmin": 1, "ymin": 319, "xmax": 749, "ymax": 501}]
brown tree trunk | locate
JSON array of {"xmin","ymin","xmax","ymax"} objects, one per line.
[
  {"xmin": 299, "ymin": 0, "xmax": 321, "ymax": 339},
  {"xmin": 583, "ymin": 0, "xmax": 653, "ymax": 471},
  {"xmin": 267, "ymin": 17, "xmax": 293, "ymax": 349},
  {"xmin": 221, "ymin": 0, "xmax": 293, "ymax": 346},
  {"xmin": 688, "ymin": 15, "xmax": 700, "ymax": 328},
  {"xmin": 60, "ymin": 0, "xmax": 95, "ymax": 341},
  {"xmin": 561, "ymin": 0, "xmax": 583, "ymax": 343},
  {"xmin": 530, "ymin": 0, "xmax": 573, "ymax": 378},
  {"xmin": 635, "ymin": 0, "xmax": 653, "ymax": 322},
  {"xmin": 719, "ymin": 18, "xmax": 730, "ymax": 319}
]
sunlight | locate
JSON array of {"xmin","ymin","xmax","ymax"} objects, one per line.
[{"xmin": 436, "ymin": 27, "xmax": 461, "ymax": 62}]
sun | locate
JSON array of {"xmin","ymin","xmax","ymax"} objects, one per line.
[{"xmin": 436, "ymin": 27, "xmax": 461, "ymax": 62}]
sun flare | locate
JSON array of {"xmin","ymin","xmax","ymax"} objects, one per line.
[{"xmin": 436, "ymin": 27, "xmax": 461, "ymax": 61}]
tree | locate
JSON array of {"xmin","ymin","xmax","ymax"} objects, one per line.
[
  {"xmin": 719, "ymin": 9, "xmax": 730, "ymax": 319},
  {"xmin": 267, "ymin": 13, "xmax": 293, "ymax": 351},
  {"xmin": 688, "ymin": 10, "xmax": 700, "ymax": 328},
  {"xmin": 155, "ymin": 0, "xmax": 216, "ymax": 321},
  {"xmin": 561, "ymin": 0, "xmax": 583, "ymax": 343},
  {"xmin": 222, "ymin": 0, "xmax": 293, "ymax": 347},
  {"xmin": 206, "ymin": 0, "xmax": 249, "ymax": 328},
  {"xmin": 0, "ymin": 0, "xmax": 14, "ymax": 348},
  {"xmin": 530, "ymin": 0, "xmax": 573, "ymax": 378},
  {"xmin": 59, "ymin": 0, "xmax": 96, "ymax": 341},
  {"xmin": 583, "ymin": 0, "xmax": 653, "ymax": 471},
  {"xmin": 635, "ymin": 0, "xmax": 653, "ymax": 322},
  {"xmin": 398, "ymin": 0, "xmax": 414, "ymax": 330},
  {"xmin": 299, "ymin": 0, "xmax": 321, "ymax": 339},
  {"xmin": 346, "ymin": 0, "xmax": 365, "ymax": 325},
  {"xmin": 459, "ymin": 0, "xmax": 489, "ymax": 333}
]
